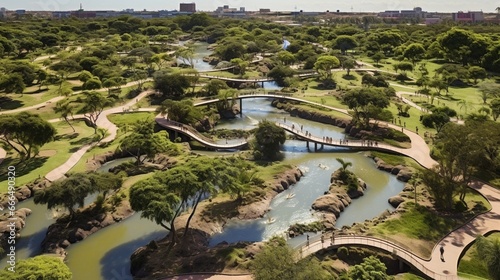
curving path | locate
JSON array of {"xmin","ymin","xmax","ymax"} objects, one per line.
[
  {"xmin": 296, "ymin": 180, "xmax": 500, "ymax": 279},
  {"xmin": 0, "ymin": 79, "xmax": 153, "ymax": 116},
  {"xmin": 155, "ymin": 118, "xmax": 248, "ymax": 150},
  {"xmin": 44, "ymin": 90, "xmax": 154, "ymax": 182}
]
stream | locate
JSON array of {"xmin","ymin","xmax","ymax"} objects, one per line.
[{"xmin": 0, "ymin": 43, "xmax": 405, "ymax": 279}]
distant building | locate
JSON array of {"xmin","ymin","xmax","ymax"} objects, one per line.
[
  {"xmin": 15, "ymin": 9, "xmax": 26, "ymax": 15},
  {"xmin": 378, "ymin": 7, "xmax": 426, "ymax": 19},
  {"xmin": 452, "ymin": 11, "xmax": 484, "ymax": 23},
  {"xmin": 425, "ymin": 18, "xmax": 442, "ymax": 25},
  {"xmin": 0, "ymin": 7, "xmax": 6, "ymax": 18},
  {"xmin": 179, "ymin": 3, "xmax": 196, "ymax": 13},
  {"xmin": 259, "ymin": 8, "xmax": 271, "ymax": 13}
]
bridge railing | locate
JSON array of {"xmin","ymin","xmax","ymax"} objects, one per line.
[
  {"xmin": 157, "ymin": 119, "xmax": 246, "ymax": 147},
  {"xmin": 291, "ymin": 233, "xmax": 455, "ymax": 280},
  {"xmin": 277, "ymin": 123, "xmax": 404, "ymax": 151}
]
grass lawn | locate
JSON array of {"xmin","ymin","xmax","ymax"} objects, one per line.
[
  {"xmin": 368, "ymin": 190, "xmax": 490, "ymax": 258},
  {"xmin": 458, "ymin": 232, "xmax": 500, "ymax": 280},
  {"xmin": 369, "ymin": 151, "xmax": 424, "ymax": 171},
  {"xmin": 394, "ymin": 273, "xmax": 425, "ymax": 280},
  {"xmin": 0, "ymin": 85, "xmax": 65, "ymax": 110},
  {"xmin": 107, "ymin": 112, "xmax": 158, "ymax": 129},
  {"xmin": 0, "ymin": 120, "xmax": 96, "ymax": 193}
]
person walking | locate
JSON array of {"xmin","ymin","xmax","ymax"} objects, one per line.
[{"xmin": 440, "ymin": 245, "xmax": 445, "ymax": 262}]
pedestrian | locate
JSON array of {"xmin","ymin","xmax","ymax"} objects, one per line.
[
  {"xmin": 416, "ymin": 127, "xmax": 419, "ymax": 134},
  {"xmin": 404, "ymin": 122, "xmax": 406, "ymax": 128},
  {"xmin": 284, "ymin": 117, "xmax": 286, "ymax": 123},
  {"xmin": 301, "ymin": 125, "xmax": 303, "ymax": 132},
  {"xmin": 440, "ymin": 245, "xmax": 445, "ymax": 262}
]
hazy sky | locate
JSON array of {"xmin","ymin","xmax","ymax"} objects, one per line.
[{"xmin": 3, "ymin": 0, "xmax": 499, "ymax": 13}]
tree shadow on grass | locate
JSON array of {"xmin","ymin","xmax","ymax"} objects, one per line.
[
  {"xmin": 0, "ymin": 96, "xmax": 24, "ymax": 110},
  {"xmin": 201, "ymin": 199, "xmax": 241, "ymax": 222},
  {"xmin": 342, "ymin": 74, "xmax": 357, "ymax": 81},
  {"xmin": 0, "ymin": 157, "xmax": 48, "ymax": 181},
  {"xmin": 99, "ymin": 230, "xmax": 166, "ymax": 280}
]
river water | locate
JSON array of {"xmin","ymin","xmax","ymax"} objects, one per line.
[{"xmin": 0, "ymin": 43, "xmax": 404, "ymax": 279}]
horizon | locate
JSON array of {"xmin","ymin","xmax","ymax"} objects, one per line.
[{"xmin": 2, "ymin": 0, "xmax": 499, "ymax": 13}]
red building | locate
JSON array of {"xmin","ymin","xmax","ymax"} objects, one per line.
[{"xmin": 180, "ymin": 3, "xmax": 196, "ymax": 13}]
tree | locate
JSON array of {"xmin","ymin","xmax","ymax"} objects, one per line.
[
  {"xmin": 490, "ymin": 99, "xmax": 500, "ymax": 121},
  {"xmin": 216, "ymin": 41, "xmax": 246, "ymax": 61},
  {"xmin": 314, "ymin": 55, "xmax": 340, "ymax": 80},
  {"xmin": 343, "ymin": 59, "xmax": 356, "ymax": 76},
  {"xmin": 394, "ymin": 62, "xmax": 414, "ymax": 73},
  {"xmin": 348, "ymin": 256, "xmax": 391, "ymax": 280},
  {"xmin": 253, "ymin": 120, "xmax": 286, "ymax": 160},
  {"xmin": 0, "ymin": 73, "xmax": 25, "ymax": 94},
  {"xmin": 175, "ymin": 46, "xmax": 194, "ymax": 68},
  {"xmin": 334, "ymin": 35, "xmax": 358, "ymax": 55},
  {"xmin": 403, "ymin": 43, "xmax": 426, "ymax": 65},
  {"xmin": 478, "ymin": 82, "xmax": 500, "ymax": 104},
  {"xmin": 80, "ymin": 91, "xmax": 111, "ymax": 133},
  {"xmin": 0, "ymin": 256, "xmax": 71, "ymax": 279},
  {"xmin": 202, "ymin": 79, "xmax": 228, "ymax": 96},
  {"xmin": 343, "ymin": 88, "xmax": 391, "ymax": 128},
  {"xmin": 267, "ymin": 65, "xmax": 295, "ymax": 87},
  {"xmin": 34, "ymin": 173, "xmax": 94, "ymax": 218},
  {"xmin": 421, "ymin": 112, "xmax": 450, "ymax": 133},
  {"xmin": 83, "ymin": 77, "xmax": 102, "ymax": 90},
  {"xmin": 158, "ymin": 99, "xmax": 202, "ymax": 125},
  {"xmin": 119, "ymin": 119, "xmax": 177, "ymax": 165},
  {"xmin": 475, "ymin": 235, "xmax": 500, "ymax": 280},
  {"xmin": 276, "ymin": 51, "xmax": 296, "ymax": 65},
  {"xmin": 0, "ymin": 112, "xmax": 56, "ymax": 160},
  {"xmin": 468, "ymin": 66, "xmax": 487, "ymax": 84},
  {"xmin": 153, "ymin": 71, "xmax": 190, "ymax": 98},
  {"xmin": 54, "ymin": 101, "xmax": 75, "ymax": 132},
  {"xmin": 230, "ymin": 58, "xmax": 249, "ymax": 75},
  {"xmin": 79, "ymin": 57, "xmax": 101, "ymax": 72},
  {"xmin": 438, "ymin": 28, "xmax": 489, "ymax": 66},
  {"xmin": 129, "ymin": 177, "xmax": 182, "ymax": 248},
  {"xmin": 371, "ymin": 52, "xmax": 385, "ymax": 66},
  {"xmin": 252, "ymin": 237, "xmax": 330, "ymax": 280}
]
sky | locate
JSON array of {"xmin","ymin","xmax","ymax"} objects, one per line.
[{"xmin": 2, "ymin": 0, "xmax": 499, "ymax": 13}]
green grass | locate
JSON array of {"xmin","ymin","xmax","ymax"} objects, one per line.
[
  {"xmin": 394, "ymin": 273, "xmax": 425, "ymax": 280},
  {"xmin": 107, "ymin": 112, "xmax": 157, "ymax": 129},
  {"xmin": 0, "ymin": 120, "xmax": 95, "ymax": 193},
  {"xmin": 458, "ymin": 233, "xmax": 500, "ymax": 279},
  {"xmin": 369, "ymin": 191, "xmax": 489, "ymax": 258},
  {"xmin": 369, "ymin": 151, "xmax": 423, "ymax": 171}
]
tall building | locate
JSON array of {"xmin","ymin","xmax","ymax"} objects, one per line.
[
  {"xmin": 180, "ymin": 3, "xmax": 196, "ymax": 13},
  {"xmin": 452, "ymin": 11, "xmax": 484, "ymax": 23}
]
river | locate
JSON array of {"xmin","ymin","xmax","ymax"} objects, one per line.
[{"xmin": 0, "ymin": 43, "xmax": 405, "ymax": 279}]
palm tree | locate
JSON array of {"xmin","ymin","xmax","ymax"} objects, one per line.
[
  {"xmin": 475, "ymin": 235, "xmax": 500, "ymax": 280},
  {"xmin": 53, "ymin": 101, "xmax": 75, "ymax": 132},
  {"xmin": 336, "ymin": 158, "xmax": 352, "ymax": 172}
]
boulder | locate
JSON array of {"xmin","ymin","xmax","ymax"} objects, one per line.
[
  {"xmin": 68, "ymin": 228, "xmax": 87, "ymax": 243},
  {"xmin": 312, "ymin": 194, "xmax": 344, "ymax": 217},
  {"xmin": 396, "ymin": 169, "xmax": 413, "ymax": 182},
  {"xmin": 388, "ymin": 196, "xmax": 405, "ymax": 208},
  {"xmin": 14, "ymin": 186, "xmax": 32, "ymax": 201}
]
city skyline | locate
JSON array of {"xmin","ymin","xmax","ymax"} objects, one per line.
[{"xmin": 4, "ymin": 0, "xmax": 499, "ymax": 13}]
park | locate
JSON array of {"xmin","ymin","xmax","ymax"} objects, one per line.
[{"xmin": 0, "ymin": 11, "xmax": 499, "ymax": 280}]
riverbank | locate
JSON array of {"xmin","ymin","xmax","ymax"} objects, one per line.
[{"xmin": 130, "ymin": 165, "xmax": 303, "ymax": 278}]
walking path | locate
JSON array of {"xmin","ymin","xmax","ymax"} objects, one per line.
[
  {"xmin": 295, "ymin": 180, "xmax": 500, "ymax": 279},
  {"xmin": 0, "ymin": 79, "xmax": 152, "ymax": 116},
  {"xmin": 0, "ymin": 66, "xmax": 497, "ymax": 279},
  {"xmin": 44, "ymin": 90, "xmax": 153, "ymax": 181}
]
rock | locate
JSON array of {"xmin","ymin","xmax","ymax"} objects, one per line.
[
  {"xmin": 14, "ymin": 186, "xmax": 32, "ymax": 201},
  {"xmin": 312, "ymin": 194, "xmax": 344, "ymax": 217},
  {"xmin": 59, "ymin": 240, "xmax": 71, "ymax": 248},
  {"xmin": 391, "ymin": 165, "xmax": 405, "ymax": 175},
  {"xmin": 396, "ymin": 169, "xmax": 413, "ymax": 182},
  {"xmin": 68, "ymin": 228, "xmax": 87, "ymax": 243},
  {"xmin": 388, "ymin": 196, "xmax": 405, "ymax": 208}
]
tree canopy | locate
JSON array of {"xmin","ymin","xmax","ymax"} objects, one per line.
[
  {"xmin": 253, "ymin": 120, "xmax": 286, "ymax": 160},
  {"xmin": 0, "ymin": 256, "xmax": 72, "ymax": 280},
  {"xmin": 0, "ymin": 112, "xmax": 56, "ymax": 160}
]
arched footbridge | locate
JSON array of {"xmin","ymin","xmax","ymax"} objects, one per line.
[
  {"xmin": 155, "ymin": 118, "xmax": 248, "ymax": 150},
  {"xmin": 295, "ymin": 234, "xmax": 455, "ymax": 280}
]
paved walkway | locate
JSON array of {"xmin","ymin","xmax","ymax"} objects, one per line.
[
  {"xmin": 155, "ymin": 118, "xmax": 247, "ymax": 150},
  {"xmin": 296, "ymin": 180, "xmax": 500, "ymax": 279},
  {"xmin": 44, "ymin": 90, "xmax": 153, "ymax": 181},
  {"xmin": 163, "ymin": 274, "xmax": 252, "ymax": 280},
  {"xmin": 0, "ymin": 79, "xmax": 152, "ymax": 116}
]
